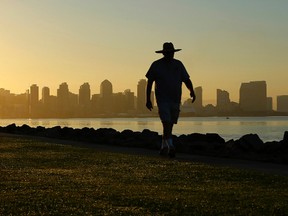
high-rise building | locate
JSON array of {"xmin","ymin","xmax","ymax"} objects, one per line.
[
  {"xmin": 79, "ymin": 83, "xmax": 91, "ymax": 106},
  {"xmin": 266, "ymin": 97, "xmax": 273, "ymax": 112},
  {"xmin": 42, "ymin": 87, "xmax": 50, "ymax": 105},
  {"xmin": 57, "ymin": 82, "xmax": 70, "ymax": 116},
  {"xmin": 137, "ymin": 79, "xmax": 147, "ymax": 113},
  {"xmin": 124, "ymin": 89, "xmax": 135, "ymax": 111},
  {"xmin": 193, "ymin": 86, "xmax": 203, "ymax": 113},
  {"xmin": 100, "ymin": 80, "xmax": 113, "ymax": 98},
  {"xmin": 277, "ymin": 95, "xmax": 288, "ymax": 112},
  {"xmin": 113, "ymin": 92, "xmax": 125, "ymax": 113},
  {"xmin": 239, "ymin": 81, "xmax": 267, "ymax": 112},
  {"xmin": 30, "ymin": 84, "xmax": 39, "ymax": 106},
  {"xmin": 100, "ymin": 80, "xmax": 113, "ymax": 113},
  {"xmin": 217, "ymin": 89, "xmax": 230, "ymax": 112},
  {"xmin": 57, "ymin": 82, "xmax": 69, "ymax": 103},
  {"xmin": 30, "ymin": 84, "xmax": 39, "ymax": 116}
]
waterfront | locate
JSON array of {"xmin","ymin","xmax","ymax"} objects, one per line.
[{"xmin": 0, "ymin": 116, "xmax": 287, "ymax": 142}]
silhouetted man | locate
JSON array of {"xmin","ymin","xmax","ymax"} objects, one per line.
[{"xmin": 146, "ymin": 42, "xmax": 196, "ymax": 158}]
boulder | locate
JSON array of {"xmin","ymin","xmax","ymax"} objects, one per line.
[
  {"xmin": 205, "ymin": 133, "xmax": 225, "ymax": 144},
  {"xmin": 137, "ymin": 129, "xmax": 160, "ymax": 149},
  {"xmin": 235, "ymin": 134, "xmax": 263, "ymax": 152},
  {"xmin": 186, "ymin": 133, "xmax": 208, "ymax": 143},
  {"xmin": 5, "ymin": 123, "xmax": 17, "ymax": 133},
  {"xmin": 283, "ymin": 131, "xmax": 288, "ymax": 144},
  {"xmin": 19, "ymin": 124, "xmax": 33, "ymax": 134},
  {"xmin": 45, "ymin": 126, "xmax": 62, "ymax": 138}
]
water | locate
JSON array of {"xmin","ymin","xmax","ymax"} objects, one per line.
[{"xmin": 0, "ymin": 116, "xmax": 287, "ymax": 142}]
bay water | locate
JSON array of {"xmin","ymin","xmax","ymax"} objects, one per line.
[{"xmin": 1, "ymin": 116, "xmax": 287, "ymax": 142}]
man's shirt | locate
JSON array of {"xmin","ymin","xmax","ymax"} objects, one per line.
[{"xmin": 146, "ymin": 58, "xmax": 190, "ymax": 104}]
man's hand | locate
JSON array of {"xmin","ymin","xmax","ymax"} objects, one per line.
[
  {"xmin": 190, "ymin": 91, "xmax": 196, "ymax": 103},
  {"xmin": 146, "ymin": 100, "xmax": 153, "ymax": 111}
]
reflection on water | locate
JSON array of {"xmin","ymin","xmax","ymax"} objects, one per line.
[
  {"xmin": 57, "ymin": 121, "xmax": 69, "ymax": 127},
  {"xmin": 0, "ymin": 116, "xmax": 287, "ymax": 141},
  {"xmin": 100, "ymin": 121, "xmax": 113, "ymax": 126},
  {"xmin": 137, "ymin": 121, "xmax": 149, "ymax": 126},
  {"xmin": 239, "ymin": 121, "xmax": 267, "ymax": 126}
]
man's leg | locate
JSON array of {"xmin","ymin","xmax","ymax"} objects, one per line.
[
  {"xmin": 162, "ymin": 121, "xmax": 173, "ymax": 140},
  {"xmin": 162, "ymin": 122, "xmax": 176, "ymax": 158},
  {"xmin": 159, "ymin": 122, "xmax": 173, "ymax": 155},
  {"xmin": 157, "ymin": 102, "xmax": 178, "ymax": 157}
]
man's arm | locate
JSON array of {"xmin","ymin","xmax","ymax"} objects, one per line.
[
  {"xmin": 184, "ymin": 78, "xmax": 196, "ymax": 103},
  {"xmin": 146, "ymin": 79, "xmax": 153, "ymax": 111}
]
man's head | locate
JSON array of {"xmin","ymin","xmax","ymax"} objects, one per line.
[
  {"xmin": 155, "ymin": 42, "xmax": 181, "ymax": 61},
  {"xmin": 155, "ymin": 42, "xmax": 181, "ymax": 53}
]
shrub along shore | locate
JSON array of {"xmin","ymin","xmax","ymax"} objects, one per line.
[{"xmin": 1, "ymin": 123, "xmax": 288, "ymax": 164}]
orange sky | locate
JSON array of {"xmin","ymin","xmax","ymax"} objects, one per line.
[{"xmin": 1, "ymin": 1, "xmax": 287, "ymax": 107}]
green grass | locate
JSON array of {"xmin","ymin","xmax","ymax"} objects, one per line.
[{"xmin": 1, "ymin": 135, "xmax": 288, "ymax": 215}]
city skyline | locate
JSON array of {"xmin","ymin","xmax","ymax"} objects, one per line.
[
  {"xmin": 1, "ymin": 1, "xmax": 288, "ymax": 104},
  {"xmin": 1, "ymin": 78, "xmax": 288, "ymax": 110},
  {"xmin": 1, "ymin": 78, "xmax": 288, "ymax": 118}
]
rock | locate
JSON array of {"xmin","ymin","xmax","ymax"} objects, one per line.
[
  {"xmin": 235, "ymin": 134, "xmax": 263, "ymax": 152},
  {"xmin": 138, "ymin": 129, "xmax": 160, "ymax": 149},
  {"xmin": 45, "ymin": 126, "xmax": 62, "ymax": 138},
  {"xmin": 61, "ymin": 127, "xmax": 76, "ymax": 139},
  {"xmin": 120, "ymin": 129, "xmax": 136, "ymax": 139},
  {"xmin": 262, "ymin": 141, "xmax": 281, "ymax": 154},
  {"xmin": 94, "ymin": 128, "xmax": 119, "ymax": 145},
  {"xmin": 206, "ymin": 133, "xmax": 225, "ymax": 144},
  {"xmin": 5, "ymin": 123, "xmax": 17, "ymax": 133},
  {"xmin": 283, "ymin": 131, "xmax": 288, "ymax": 144},
  {"xmin": 19, "ymin": 124, "xmax": 32, "ymax": 134},
  {"xmin": 186, "ymin": 133, "xmax": 207, "ymax": 143},
  {"xmin": 95, "ymin": 128, "xmax": 118, "ymax": 137}
]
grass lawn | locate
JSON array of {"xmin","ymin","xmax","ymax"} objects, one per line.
[{"xmin": 1, "ymin": 134, "xmax": 288, "ymax": 215}]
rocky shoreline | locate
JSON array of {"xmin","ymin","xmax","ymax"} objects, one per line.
[{"xmin": 1, "ymin": 123, "xmax": 288, "ymax": 164}]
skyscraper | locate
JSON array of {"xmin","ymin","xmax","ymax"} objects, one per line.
[
  {"xmin": 42, "ymin": 87, "xmax": 50, "ymax": 105},
  {"xmin": 239, "ymin": 81, "xmax": 267, "ymax": 112},
  {"xmin": 30, "ymin": 84, "xmax": 39, "ymax": 116},
  {"xmin": 217, "ymin": 89, "xmax": 230, "ymax": 112},
  {"xmin": 30, "ymin": 84, "xmax": 39, "ymax": 106},
  {"xmin": 100, "ymin": 80, "xmax": 113, "ymax": 113},
  {"xmin": 266, "ymin": 97, "xmax": 273, "ymax": 112},
  {"xmin": 79, "ymin": 82, "xmax": 91, "ymax": 106},
  {"xmin": 137, "ymin": 79, "xmax": 147, "ymax": 113},
  {"xmin": 124, "ymin": 89, "xmax": 135, "ymax": 111},
  {"xmin": 100, "ymin": 80, "xmax": 112, "ymax": 98},
  {"xmin": 277, "ymin": 95, "xmax": 288, "ymax": 112},
  {"xmin": 57, "ymin": 82, "xmax": 70, "ymax": 116},
  {"xmin": 193, "ymin": 86, "xmax": 203, "ymax": 112}
]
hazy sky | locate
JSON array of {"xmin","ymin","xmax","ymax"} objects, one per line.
[{"xmin": 1, "ymin": 0, "xmax": 287, "ymax": 105}]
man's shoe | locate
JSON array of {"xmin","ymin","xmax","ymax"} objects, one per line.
[
  {"xmin": 168, "ymin": 148, "xmax": 176, "ymax": 158},
  {"xmin": 159, "ymin": 147, "xmax": 168, "ymax": 156}
]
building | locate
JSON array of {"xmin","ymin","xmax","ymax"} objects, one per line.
[
  {"xmin": 100, "ymin": 80, "xmax": 113, "ymax": 98},
  {"xmin": 30, "ymin": 84, "xmax": 39, "ymax": 116},
  {"xmin": 79, "ymin": 83, "xmax": 91, "ymax": 106},
  {"xmin": 57, "ymin": 82, "xmax": 70, "ymax": 116},
  {"xmin": 113, "ymin": 92, "xmax": 125, "ymax": 113},
  {"xmin": 193, "ymin": 86, "xmax": 203, "ymax": 112},
  {"xmin": 216, "ymin": 89, "xmax": 230, "ymax": 112},
  {"xmin": 123, "ymin": 89, "xmax": 135, "ymax": 112},
  {"xmin": 277, "ymin": 95, "xmax": 288, "ymax": 112},
  {"xmin": 266, "ymin": 97, "xmax": 273, "ymax": 112},
  {"xmin": 137, "ymin": 79, "xmax": 147, "ymax": 113},
  {"xmin": 239, "ymin": 81, "xmax": 267, "ymax": 112},
  {"xmin": 100, "ymin": 80, "xmax": 113, "ymax": 113},
  {"xmin": 42, "ymin": 87, "xmax": 50, "ymax": 105}
]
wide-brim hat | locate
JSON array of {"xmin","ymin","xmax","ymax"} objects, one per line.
[{"xmin": 155, "ymin": 42, "xmax": 182, "ymax": 53}]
